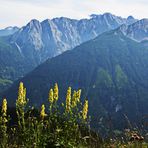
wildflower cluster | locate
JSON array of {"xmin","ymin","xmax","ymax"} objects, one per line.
[{"xmin": 0, "ymin": 82, "xmax": 90, "ymax": 147}]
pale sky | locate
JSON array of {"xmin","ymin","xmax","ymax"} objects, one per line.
[{"xmin": 0, "ymin": 0, "xmax": 148, "ymax": 28}]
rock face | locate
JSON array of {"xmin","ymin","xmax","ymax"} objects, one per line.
[
  {"xmin": 0, "ymin": 26, "xmax": 19, "ymax": 37},
  {"xmin": 9, "ymin": 13, "xmax": 137, "ymax": 64},
  {"xmin": 118, "ymin": 19, "xmax": 148, "ymax": 41}
]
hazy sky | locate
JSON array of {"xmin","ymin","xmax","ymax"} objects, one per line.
[{"xmin": 0, "ymin": 0, "xmax": 148, "ymax": 28}]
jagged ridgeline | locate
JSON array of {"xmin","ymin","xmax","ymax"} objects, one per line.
[
  {"xmin": 2, "ymin": 29, "xmax": 148, "ymax": 130},
  {"xmin": 0, "ymin": 26, "xmax": 19, "ymax": 37}
]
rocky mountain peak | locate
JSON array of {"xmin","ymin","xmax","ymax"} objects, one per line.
[
  {"xmin": 0, "ymin": 26, "xmax": 19, "ymax": 37},
  {"xmin": 127, "ymin": 15, "xmax": 135, "ymax": 20}
]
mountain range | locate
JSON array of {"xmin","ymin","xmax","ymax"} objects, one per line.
[
  {"xmin": 0, "ymin": 13, "xmax": 141, "ymax": 92},
  {"xmin": 118, "ymin": 19, "xmax": 148, "ymax": 42},
  {"xmin": 9, "ymin": 13, "xmax": 137, "ymax": 61},
  {"xmin": 0, "ymin": 26, "xmax": 19, "ymax": 37}
]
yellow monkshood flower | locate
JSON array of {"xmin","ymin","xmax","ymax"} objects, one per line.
[
  {"xmin": 82, "ymin": 100, "xmax": 88, "ymax": 120},
  {"xmin": 40, "ymin": 104, "xmax": 47, "ymax": 120},
  {"xmin": 48, "ymin": 88, "xmax": 54, "ymax": 103},
  {"xmin": 53, "ymin": 83, "xmax": 59, "ymax": 101},
  {"xmin": 2, "ymin": 98, "xmax": 7, "ymax": 117},
  {"xmin": 23, "ymin": 88, "xmax": 26, "ymax": 101},
  {"xmin": 16, "ymin": 82, "xmax": 27, "ymax": 106},
  {"xmin": 66, "ymin": 87, "xmax": 71, "ymax": 112},
  {"xmin": 76, "ymin": 89, "xmax": 81, "ymax": 102},
  {"xmin": 71, "ymin": 90, "xmax": 77, "ymax": 108},
  {"xmin": 71, "ymin": 89, "xmax": 81, "ymax": 108}
]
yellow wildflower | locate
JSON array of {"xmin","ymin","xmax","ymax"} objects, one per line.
[
  {"xmin": 66, "ymin": 87, "xmax": 71, "ymax": 112},
  {"xmin": 16, "ymin": 82, "xmax": 27, "ymax": 106},
  {"xmin": 48, "ymin": 88, "xmax": 54, "ymax": 104},
  {"xmin": 71, "ymin": 89, "xmax": 81, "ymax": 108},
  {"xmin": 71, "ymin": 90, "xmax": 77, "ymax": 108},
  {"xmin": 40, "ymin": 104, "xmax": 47, "ymax": 120},
  {"xmin": 82, "ymin": 100, "xmax": 88, "ymax": 120},
  {"xmin": 2, "ymin": 98, "xmax": 7, "ymax": 117},
  {"xmin": 76, "ymin": 89, "xmax": 81, "ymax": 102},
  {"xmin": 53, "ymin": 83, "xmax": 59, "ymax": 101},
  {"xmin": 23, "ymin": 88, "xmax": 26, "ymax": 101}
]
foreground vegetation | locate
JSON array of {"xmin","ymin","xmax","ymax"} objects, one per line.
[{"xmin": 0, "ymin": 82, "xmax": 148, "ymax": 147}]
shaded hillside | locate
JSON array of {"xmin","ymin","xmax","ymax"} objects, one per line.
[
  {"xmin": 2, "ymin": 30, "xmax": 148, "ymax": 129},
  {"xmin": 0, "ymin": 37, "xmax": 36, "ymax": 92}
]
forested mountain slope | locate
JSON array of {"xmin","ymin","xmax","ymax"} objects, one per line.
[{"xmin": 3, "ymin": 30, "xmax": 148, "ymax": 129}]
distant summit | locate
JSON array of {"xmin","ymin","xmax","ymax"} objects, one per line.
[
  {"xmin": 117, "ymin": 18, "xmax": 148, "ymax": 41},
  {"xmin": 0, "ymin": 26, "xmax": 19, "ymax": 36},
  {"xmin": 127, "ymin": 15, "xmax": 135, "ymax": 20}
]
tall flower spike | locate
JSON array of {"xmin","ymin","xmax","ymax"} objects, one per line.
[
  {"xmin": 82, "ymin": 100, "xmax": 88, "ymax": 120},
  {"xmin": 71, "ymin": 90, "xmax": 77, "ymax": 108},
  {"xmin": 16, "ymin": 82, "xmax": 27, "ymax": 106},
  {"xmin": 76, "ymin": 89, "xmax": 81, "ymax": 103},
  {"xmin": 71, "ymin": 91, "xmax": 77, "ymax": 108},
  {"xmin": 71, "ymin": 89, "xmax": 81, "ymax": 108},
  {"xmin": 23, "ymin": 88, "xmax": 26, "ymax": 102},
  {"xmin": 40, "ymin": 104, "xmax": 47, "ymax": 120},
  {"xmin": 66, "ymin": 87, "xmax": 71, "ymax": 112},
  {"xmin": 2, "ymin": 98, "xmax": 7, "ymax": 117},
  {"xmin": 48, "ymin": 88, "xmax": 54, "ymax": 104},
  {"xmin": 53, "ymin": 83, "xmax": 59, "ymax": 101}
]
